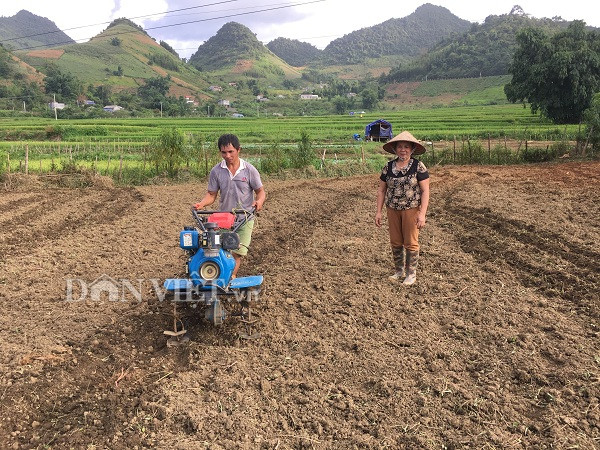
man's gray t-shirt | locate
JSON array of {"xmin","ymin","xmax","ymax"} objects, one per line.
[{"xmin": 207, "ymin": 159, "xmax": 263, "ymax": 211}]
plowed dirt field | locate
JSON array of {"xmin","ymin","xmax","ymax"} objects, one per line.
[{"xmin": 1, "ymin": 161, "xmax": 599, "ymax": 449}]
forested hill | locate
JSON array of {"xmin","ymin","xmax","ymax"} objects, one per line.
[
  {"xmin": 383, "ymin": 7, "xmax": 578, "ymax": 82},
  {"xmin": 266, "ymin": 37, "xmax": 321, "ymax": 67},
  {"xmin": 320, "ymin": 3, "xmax": 471, "ymax": 64},
  {"xmin": 189, "ymin": 22, "xmax": 269, "ymax": 71},
  {"xmin": 0, "ymin": 10, "xmax": 75, "ymax": 51}
]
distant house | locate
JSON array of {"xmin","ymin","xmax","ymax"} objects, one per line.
[
  {"xmin": 84, "ymin": 100, "xmax": 96, "ymax": 106},
  {"xmin": 228, "ymin": 82, "xmax": 237, "ymax": 87},
  {"xmin": 300, "ymin": 94, "xmax": 319, "ymax": 100},
  {"xmin": 103, "ymin": 105, "xmax": 123, "ymax": 113},
  {"xmin": 258, "ymin": 97, "xmax": 270, "ymax": 102},
  {"xmin": 184, "ymin": 96, "xmax": 194, "ymax": 104},
  {"xmin": 232, "ymin": 113, "xmax": 244, "ymax": 118},
  {"xmin": 218, "ymin": 99, "xmax": 230, "ymax": 107},
  {"xmin": 48, "ymin": 101, "xmax": 65, "ymax": 110},
  {"xmin": 209, "ymin": 85, "xmax": 223, "ymax": 92}
]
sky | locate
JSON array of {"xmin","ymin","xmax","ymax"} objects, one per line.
[{"xmin": 1, "ymin": 0, "xmax": 599, "ymax": 59}]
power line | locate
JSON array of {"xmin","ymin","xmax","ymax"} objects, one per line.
[
  {"xmin": 0, "ymin": 0, "xmax": 241, "ymax": 44},
  {"xmin": 1, "ymin": 0, "xmax": 325, "ymax": 52}
]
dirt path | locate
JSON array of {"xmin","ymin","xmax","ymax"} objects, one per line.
[{"xmin": 0, "ymin": 161, "xmax": 599, "ymax": 448}]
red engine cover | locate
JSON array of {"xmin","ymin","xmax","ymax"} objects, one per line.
[{"xmin": 207, "ymin": 212, "xmax": 235, "ymax": 229}]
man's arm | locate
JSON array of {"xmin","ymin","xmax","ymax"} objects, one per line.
[
  {"xmin": 252, "ymin": 187, "xmax": 265, "ymax": 211},
  {"xmin": 194, "ymin": 191, "xmax": 218, "ymax": 210}
]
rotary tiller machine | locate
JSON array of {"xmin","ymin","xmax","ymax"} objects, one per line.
[{"xmin": 163, "ymin": 208, "xmax": 263, "ymax": 344}]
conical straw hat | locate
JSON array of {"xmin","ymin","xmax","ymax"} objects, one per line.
[{"xmin": 383, "ymin": 131, "xmax": 426, "ymax": 155}]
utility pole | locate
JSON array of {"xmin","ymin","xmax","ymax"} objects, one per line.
[
  {"xmin": 207, "ymin": 105, "xmax": 210, "ymax": 117},
  {"xmin": 160, "ymin": 102, "xmax": 163, "ymax": 117}
]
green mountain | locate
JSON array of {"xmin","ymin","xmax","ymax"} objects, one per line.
[
  {"xmin": 188, "ymin": 22, "xmax": 301, "ymax": 82},
  {"xmin": 189, "ymin": 22, "xmax": 265, "ymax": 71},
  {"xmin": 15, "ymin": 18, "xmax": 209, "ymax": 100},
  {"xmin": 320, "ymin": 3, "xmax": 471, "ymax": 65},
  {"xmin": 0, "ymin": 10, "xmax": 75, "ymax": 51},
  {"xmin": 384, "ymin": 6, "xmax": 579, "ymax": 81},
  {"xmin": 266, "ymin": 37, "xmax": 322, "ymax": 67}
]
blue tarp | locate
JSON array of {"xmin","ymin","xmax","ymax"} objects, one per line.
[{"xmin": 365, "ymin": 119, "xmax": 392, "ymax": 141}]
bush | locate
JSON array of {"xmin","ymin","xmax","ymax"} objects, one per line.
[
  {"xmin": 150, "ymin": 127, "xmax": 185, "ymax": 176},
  {"xmin": 0, "ymin": 149, "xmax": 6, "ymax": 174},
  {"xmin": 522, "ymin": 146, "xmax": 557, "ymax": 163},
  {"xmin": 261, "ymin": 143, "xmax": 287, "ymax": 174},
  {"xmin": 290, "ymin": 130, "xmax": 315, "ymax": 169}
]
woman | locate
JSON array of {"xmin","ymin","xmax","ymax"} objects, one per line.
[{"xmin": 375, "ymin": 131, "xmax": 430, "ymax": 285}]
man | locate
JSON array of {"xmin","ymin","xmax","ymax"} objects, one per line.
[{"xmin": 194, "ymin": 134, "xmax": 265, "ymax": 278}]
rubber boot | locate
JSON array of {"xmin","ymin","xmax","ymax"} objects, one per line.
[
  {"xmin": 403, "ymin": 250, "xmax": 419, "ymax": 285},
  {"xmin": 388, "ymin": 247, "xmax": 405, "ymax": 281}
]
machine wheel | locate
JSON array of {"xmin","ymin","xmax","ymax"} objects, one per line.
[{"xmin": 205, "ymin": 299, "xmax": 227, "ymax": 325}]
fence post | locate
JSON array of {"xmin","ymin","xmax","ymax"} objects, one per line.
[
  {"xmin": 25, "ymin": 144, "xmax": 29, "ymax": 175},
  {"xmin": 453, "ymin": 135, "xmax": 456, "ymax": 164},
  {"xmin": 118, "ymin": 155, "xmax": 123, "ymax": 182},
  {"xmin": 488, "ymin": 133, "xmax": 491, "ymax": 162},
  {"xmin": 6, "ymin": 152, "xmax": 10, "ymax": 174}
]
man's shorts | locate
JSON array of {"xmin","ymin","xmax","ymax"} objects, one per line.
[{"xmin": 231, "ymin": 220, "xmax": 255, "ymax": 257}]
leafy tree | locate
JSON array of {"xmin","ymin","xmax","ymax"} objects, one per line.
[
  {"xmin": 361, "ymin": 87, "xmax": 379, "ymax": 110},
  {"xmin": 92, "ymin": 84, "xmax": 112, "ymax": 105},
  {"xmin": 505, "ymin": 21, "xmax": 600, "ymax": 124},
  {"xmin": 333, "ymin": 96, "xmax": 349, "ymax": 115},
  {"xmin": 21, "ymin": 82, "xmax": 44, "ymax": 109},
  {"xmin": 159, "ymin": 40, "xmax": 179, "ymax": 57},
  {"xmin": 148, "ymin": 53, "xmax": 179, "ymax": 71},
  {"xmin": 582, "ymin": 93, "xmax": 600, "ymax": 154},
  {"xmin": 44, "ymin": 65, "xmax": 82, "ymax": 101},
  {"xmin": 137, "ymin": 75, "xmax": 171, "ymax": 109}
]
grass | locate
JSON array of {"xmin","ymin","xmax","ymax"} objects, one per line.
[
  {"xmin": 0, "ymin": 105, "xmax": 580, "ymax": 146},
  {"xmin": 0, "ymin": 102, "xmax": 592, "ymax": 185}
]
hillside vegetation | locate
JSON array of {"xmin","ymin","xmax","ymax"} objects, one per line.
[
  {"xmin": 266, "ymin": 37, "xmax": 321, "ymax": 67},
  {"xmin": 188, "ymin": 22, "xmax": 300, "ymax": 85},
  {"xmin": 0, "ymin": 10, "xmax": 75, "ymax": 51},
  {"xmin": 383, "ymin": 7, "xmax": 580, "ymax": 82},
  {"xmin": 16, "ymin": 19, "xmax": 209, "ymax": 100},
  {"xmin": 320, "ymin": 4, "xmax": 471, "ymax": 65}
]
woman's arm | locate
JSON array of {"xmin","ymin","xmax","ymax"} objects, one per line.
[
  {"xmin": 375, "ymin": 180, "xmax": 387, "ymax": 227},
  {"xmin": 416, "ymin": 178, "xmax": 430, "ymax": 229}
]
